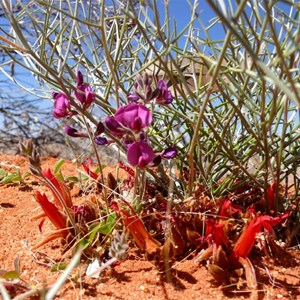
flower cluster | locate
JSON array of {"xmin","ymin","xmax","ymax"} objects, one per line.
[
  {"xmin": 127, "ymin": 73, "xmax": 173, "ymax": 105},
  {"xmin": 102, "ymin": 102, "xmax": 177, "ymax": 168},
  {"xmin": 31, "ymin": 168, "xmax": 97, "ymax": 249},
  {"xmin": 53, "ymin": 71, "xmax": 95, "ymax": 119},
  {"xmin": 59, "ymin": 72, "xmax": 177, "ymax": 169}
]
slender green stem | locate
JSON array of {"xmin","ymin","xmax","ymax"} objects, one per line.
[{"xmin": 82, "ymin": 116, "xmax": 109, "ymax": 211}]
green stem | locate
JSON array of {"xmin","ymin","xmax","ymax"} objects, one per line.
[{"xmin": 82, "ymin": 116, "xmax": 109, "ymax": 211}]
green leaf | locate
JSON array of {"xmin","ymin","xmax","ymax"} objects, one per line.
[
  {"xmin": 50, "ymin": 263, "xmax": 68, "ymax": 272},
  {"xmin": 53, "ymin": 159, "xmax": 65, "ymax": 181},
  {"xmin": 75, "ymin": 237, "xmax": 90, "ymax": 250},
  {"xmin": 54, "ymin": 159, "xmax": 65, "ymax": 175},
  {"xmin": 1, "ymin": 271, "xmax": 20, "ymax": 279},
  {"xmin": 65, "ymin": 176, "xmax": 79, "ymax": 182},
  {"xmin": 80, "ymin": 173, "xmax": 88, "ymax": 181},
  {"xmin": 23, "ymin": 172, "xmax": 31, "ymax": 180},
  {"xmin": 98, "ymin": 213, "xmax": 116, "ymax": 235},
  {"xmin": 88, "ymin": 223, "xmax": 101, "ymax": 243},
  {"xmin": 94, "ymin": 165, "xmax": 106, "ymax": 174},
  {"xmin": 1, "ymin": 171, "xmax": 23, "ymax": 184},
  {"xmin": 0, "ymin": 169, "xmax": 7, "ymax": 178}
]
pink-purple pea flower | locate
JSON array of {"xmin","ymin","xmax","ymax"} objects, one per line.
[
  {"xmin": 64, "ymin": 125, "xmax": 88, "ymax": 138},
  {"xmin": 150, "ymin": 146, "xmax": 178, "ymax": 167},
  {"xmin": 161, "ymin": 146, "xmax": 177, "ymax": 159},
  {"xmin": 127, "ymin": 77, "xmax": 173, "ymax": 106},
  {"xmin": 74, "ymin": 71, "xmax": 95, "ymax": 110},
  {"xmin": 155, "ymin": 80, "xmax": 173, "ymax": 105},
  {"xmin": 127, "ymin": 141, "xmax": 154, "ymax": 168},
  {"xmin": 105, "ymin": 103, "xmax": 152, "ymax": 134},
  {"xmin": 53, "ymin": 93, "xmax": 77, "ymax": 119},
  {"xmin": 94, "ymin": 136, "xmax": 108, "ymax": 145}
]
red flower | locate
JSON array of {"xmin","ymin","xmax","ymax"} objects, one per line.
[
  {"xmin": 232, "ymin": 212, "xmax": 289, "ymax": 258},
  {"xmin": 34, "ymin": 191, "xmax": 67, "ymax": 230},
  {"xmin": 32, "ymin": 191, "xmax": 69, "ymax": 250},
  {"xmin": 42, "ymin": 169, "xmax": 73, "ymax": 208},
  {"xmin": 205, "ymin": 219, "xmax": 229, "ymax": 248},
  {"xmin": 112, "ymin": 201, "xmax": 160, "ymax": 255},
  {"xmin": 219, "ymin": 199, "xmax": 242, "ymax": 218}
]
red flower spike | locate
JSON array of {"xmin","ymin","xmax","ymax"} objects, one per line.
[
  {"xmin": 219, "ymin": 199, "xmax": 242, "ymax": 218},
  {"xmin": 120, "ymin": 209, "xmax": 160, "ymax": 255},
  {"xmin": 42, "ymin": 169, "xmax": 73, "ymax": 208},
  {"xmin": 232, "ymin": 217, "xmax": 262, "ymax": 258},
  {"xmin": 111, "ymin": 200, "xmax": 159, "ymax": 255},
  {"xmin": 232, "ymin": 212, "xmax": 289, "ymax": 258},
  {"xmin": 205, "ymin": 218, "xmax": 215, "ymax": 241},
  {"xmin": 261, "ymin": 212, "xmax": 290, "ymax": 232},
  {"xmin": 205, "ymin": 219, "xmax": 229, "ymax": 248},
  {"xmin": 214, "ymin": 223, "xmax": 229, "ymax": 248},
  {"xmin": 34, "ymin": 191, "xmax": 68, "ymax": 231}
]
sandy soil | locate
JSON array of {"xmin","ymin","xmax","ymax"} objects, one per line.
[{"xmin": 0, "ymin": 153, "xmax": 300, "ymax": 299}]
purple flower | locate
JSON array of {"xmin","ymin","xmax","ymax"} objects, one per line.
[
  {"xmin": 105, "ymin": 116, "xmax": 124, "ymax": 136},
  {"xmin": 95, "ymin": 122, "xmax": 105, "ymax": 136},
  {"xmin": 94, "ymin": 136, "xmax": 109, "ymax": 145},
  {"xmin": 161, "ymin": 146, "xmax": 177, "ymax": 159},
  {"xmin": 114, "ymin": 103, "xmax": 152, "ymax": 132},
  {"xmin": 64, "ymin": 125, "xmax": 88, "ymax": 138},
  {"xmin": 105, "ymin": 103, "xmax": 152, "ymax": 136},
  {"xmin": 53, "ymin": 93, "xmax": 76, "ymax": 119},
  {"xmin": 127, "ymin": 92, "xmax": 140, "ymax": 103},
  {"xmin": 155, "ymin": 80, "xmax": 173, "ymax": 105},
  {"xmin": 150, "ymin": 155, "xmax": 162, "ymax": 167},
  {"xmin": 149, "ymin": 146, "xmax": 177, "ymax": 167},
  {"xmin": 74, "ymin": 71, "xmax": 95, "ymax": 110},
  {"xmin": 127, "ymin": 141, "xmax": 154, "ymax": 168},
  {"xmin": 73, "ymin": 204, "xmax": 96, "ymax": 223},
  {"xmin": 76, "ymin": 70, "xmax": 84, "ymax": 86}
]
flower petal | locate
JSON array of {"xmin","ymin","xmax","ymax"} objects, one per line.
[
  {"xmin": 105, "ymin": 116, "xmax": 123, "ymax": 135},
  {"xmin": 65, "ymin": 125, "xmax": 87, "ymax": 138},
  {"xmin": 42, "ymin": 169, "xmax": 73, "ymax": 208},
  {"xmin": 127, "ymin": 141, "xmax": 154, "ymax": 168},
  {"xmin": 161, "ymin": 146, "xmax": 177, "ymax": 159},
  {"xmin": 53, "ymin": 93, "xmax": 72, "ymax": 118},
  {"xmin": 35, "ymin": 191, "xmax": 67, "ymax": 230},
  {"xmin": 115, "ymin": 103, "xmax": 152, "ymax": 131},
  {"xmin": 94, "ymin": 137, "xmax": 108, "ymax": 145}
]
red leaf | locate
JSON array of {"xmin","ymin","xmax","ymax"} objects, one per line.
[
  {"xmin": 119, "ymin": 161, "xmax": 135, "ymax": 177},
  {"xmin": 82, "ymin": 162, "xmax": 99, "ymax": 181}
]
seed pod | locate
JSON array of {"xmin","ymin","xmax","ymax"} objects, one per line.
[
  {"xmin": 207, "ymin": 264, "xmax": 230, "ymax": 283},
  {"xmin": 214, "ymin": 245, "xmax": 228, "ymax": 269},
  {"xmin": 107, "ymin": 172, "xmax": 119, "ymax": 200}
]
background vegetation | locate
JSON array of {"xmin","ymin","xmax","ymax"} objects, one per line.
[{"xmin": 1, "ymin": 0, "xmax": 300, "ymax": 202}]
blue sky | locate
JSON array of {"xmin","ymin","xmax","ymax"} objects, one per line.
[
  {"xmin": 0, "ymin": 1, "xmax": 222, "ymax": 101},
  {"xmin": 168, "ymin": 0, "xmax": 216, "ymax": 26}
]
